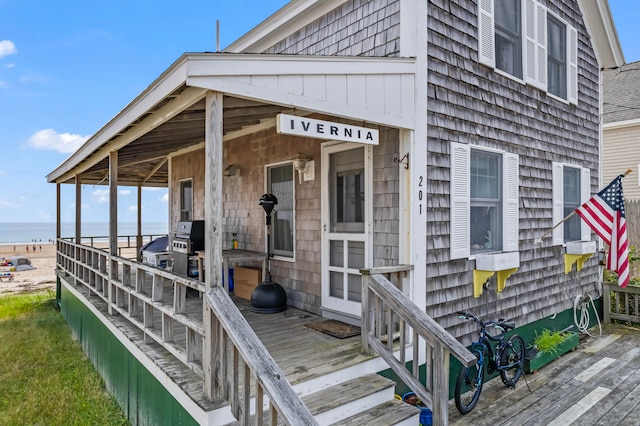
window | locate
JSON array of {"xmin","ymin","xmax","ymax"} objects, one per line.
[
  {"xmin": 547, "ymin": 14, "xmax": 567, "ymax": 99},
  {"xmin": 478, "ymin": 0, "xmax": 578, "ymax": 104},
  {"xmin": 552, "ymin": 162, "xmax": 590, "ymax": 244},
  {"xmin": 471, "ymin": 150, "xmax": 503, "ymax": 253},
  {"xmin": 267, "ymin": 163, "xmax": 294, "ymax": 258},
  {"xmin": 450, "ymin": 143, "xmax": 519, "ymax": 259},
  {"xmin": 179, "ymin": 179, "xmax": 192, "ymax": 221},
  {"xmin": 495, "ymin": 0, "xmax": 523, "ymax": 79}
]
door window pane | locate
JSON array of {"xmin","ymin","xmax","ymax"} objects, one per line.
[{"xmin": 330, "ymin": 148, "xmax": 365, "ymax": 233}]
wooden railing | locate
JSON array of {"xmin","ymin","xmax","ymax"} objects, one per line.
[
  {"xmin": 61, "ymin": 234, "xmax": 164, "ymax": 258},
  {"xmin": 361, "ymin": 266, "xmax": 476, "ymax": 426},
  {"xmin": 205, "ymin": 288, "xmax": 317, "ymax": 425},
  {"xmin": 57, "ymin": 239, "xmax": 206, "ymax": 377},
  {"xmin": 57, "ymin": 238, "xmax": 316, "ymax": 425},
  {"xmin": 604, "ymin": 282, "xmax": 640, "ymax": 325}
]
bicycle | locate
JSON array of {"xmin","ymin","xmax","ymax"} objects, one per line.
[{"xmin": 454, "ymin": 311, "xmax": 526, "ymax": 414}]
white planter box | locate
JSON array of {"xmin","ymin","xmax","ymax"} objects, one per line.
[
  {"xmin": 566, "ymin": 241, "xmax": 596, "ymax": 255},
  {"xmin": 475, "ymin": 252, "xmax": 520, "ymax": 271}
]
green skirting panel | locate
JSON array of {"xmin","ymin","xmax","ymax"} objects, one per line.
[{"xmin": 59, "ymin": 285, "xmax": 198, "ymax": 426}]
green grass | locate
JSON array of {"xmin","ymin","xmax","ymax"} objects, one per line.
[{"xmin": 0, "ymin": 291, "xmax": 128, "ymax": 425}]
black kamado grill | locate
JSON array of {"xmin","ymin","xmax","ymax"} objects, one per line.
[{"xmin": 250, "ymin": 194, "xmax": 287, "ymax": 313}]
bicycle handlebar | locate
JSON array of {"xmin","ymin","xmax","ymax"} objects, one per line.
[{"xmin": 457, "ymin": 311, "xmax": 515, "ymax": 331}]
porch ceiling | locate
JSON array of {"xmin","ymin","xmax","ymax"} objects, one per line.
[
  {"xmin": 68, "ymin": 90, "xmax": 293, "ymax": 187},
  {"xmin": 47, "ymin": 53, "xmax": 416, "ymax": 187}
]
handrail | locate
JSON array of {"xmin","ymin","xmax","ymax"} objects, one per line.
[
  {"xmin": 603, "ymin": 282, "xmax": 640, "ymax": 324},
  {"xmin": 361, "ymin": 268, "xmax": 476, "ymax": 426},
  {"xmin": 56, "ymin": 238, "xmax": 206, "ymax": 376},
  {"xmin": 205, "ymin": 287, "xmax": 318, "ymax": 425},
  {"xmin": 58, "ymin": 237, "xmax": 316, "ymax": 424}
]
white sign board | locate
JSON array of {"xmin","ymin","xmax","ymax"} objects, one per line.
[{"xmin": 276, "ymin": 114, "xmax": 379, "ymax": 145}]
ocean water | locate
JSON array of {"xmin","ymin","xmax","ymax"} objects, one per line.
[{"xmin": 0, "ymin": 222, "xmax": 168, "ymax": 245}]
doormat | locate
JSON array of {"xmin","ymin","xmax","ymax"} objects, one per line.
[{"xmin": 304, "ymin": 319, "xmax": 361, "ymax": 339}]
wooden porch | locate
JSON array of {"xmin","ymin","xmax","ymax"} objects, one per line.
[
  {"xmin": 56, "ymin": 238, "xmax": 476, "ymax": 424},
  {"xmin": 449, "ymin": 323, "xmax": 640, "ymax": 425}
]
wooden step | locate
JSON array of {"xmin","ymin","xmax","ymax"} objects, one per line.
[
  {"xmin": 332, "ymin": 399, "xmax": 422, "ymax": 426},
  {"xmin": 302, "ymin": 374, "xmax": 397, "ymax": 424}
]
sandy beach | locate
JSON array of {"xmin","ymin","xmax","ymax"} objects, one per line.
[{"xmin": 0, "ymin": 243, "xmax": 58, "ymax": 295}]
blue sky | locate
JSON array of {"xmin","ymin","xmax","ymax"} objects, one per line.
[{"xmin": 0, "ymin": 0, "xmax": 638, "ymax": 224}]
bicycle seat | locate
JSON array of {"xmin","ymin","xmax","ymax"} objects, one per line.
[{"xmin": 499, "ymin": 320, "xmax": 515, "ymax": 331}]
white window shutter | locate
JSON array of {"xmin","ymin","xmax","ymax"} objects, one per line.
[
  {"xmin": 580, "ymin": 167, "xmax": 591, "ymax": 240},
  {"xmin": 552, "ymin": 162, "xmax": 564, "ymax": 245},
  {"xmin": 450, "ymin": 142, "xmax": 470, "ymax": 259},
  {"xmin": 525, "ymin": 0, "xmax": 547, "ymax": 90},
  {"xmin": 503, "ymin": 153, "xmax": 519, "ymax": 252},
  {"xmin": 478, "ymin": 0, "xmax": 495, "ymax": 68},
  {"xmin": 568, "ymin": 25, "xmax": 578, "ymax": 104}
]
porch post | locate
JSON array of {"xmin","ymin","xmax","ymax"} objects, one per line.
[
  {"xmin": 203, "ymin": 90, "xmax": 224, "ymax": 400},
  {"xmin": 108, "ymin": 150, "xmax": 118, "ymax": 315},
  {"xmin": 137, "ymin": 184, "xmax": 143, "ymax": 261},
  {"xmin": 75, "ymin": 176, "xmax": 82, "ymax": 284},
  {"xmin": 56, "ymin": 183, "xmax": 61, "ymax": 303}
]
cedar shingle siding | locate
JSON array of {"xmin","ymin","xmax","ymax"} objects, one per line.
[
  {"xmin": 266, "ymin": 0, "xmax": 401, "ymax": 57},
  {"xmin": 427, "ymin": 0, "xmax": 601, "ymax": 340},
  {"xmin": 253, "ymin": 0, "xmax": 600, "ymax": 338}
]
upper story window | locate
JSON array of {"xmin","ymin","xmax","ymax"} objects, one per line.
[
  {"xmin": 552, "ymin": 162, "xmax": 590, "ymax": 244},
  {"xmin": 478, "ymin": 0, "xmax": 578, "ymax": 104},
  {"xmin": 547, "ymin": 14, "xmax": 569, "ymax": 99},
  {"xmin": 179, "ymin": 179, "xmax": 192, "ymax": 221},
  {"xmin": 495, "ymin": 0, "xmax": 523, "ymax": 79},
  {"xmin": 267, "ymin": 163, "xmax": 295, "ymax": 259},
  {"xmin": 450, "ymin": 142, "xmax": 519, "ymax": 259}
]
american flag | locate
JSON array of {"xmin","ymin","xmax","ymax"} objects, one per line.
[{"xmin": 576, "ymin": 174, "xmax": 629, "ymax": 287}]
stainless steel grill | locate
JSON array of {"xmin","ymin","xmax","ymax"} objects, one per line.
[{"xmin": 170, "ymin": 220, "xmax": 204, "ymax": 277}]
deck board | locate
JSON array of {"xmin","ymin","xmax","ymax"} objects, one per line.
[{"xmin": 449, "ymin": 324, "xmax": 640, "ymax": 426}]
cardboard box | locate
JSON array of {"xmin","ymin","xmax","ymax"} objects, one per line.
[{"xmin": 233, "ymin": 266, "xmax": 262, "ymax": 300}]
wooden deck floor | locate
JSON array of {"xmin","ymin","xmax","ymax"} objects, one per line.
[{"xmin": 448, "ymin": 323, "xmax": 640, "ymax": 425}]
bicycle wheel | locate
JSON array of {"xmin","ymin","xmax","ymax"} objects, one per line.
[
  {"xmin": 500, "ymin": 334, "xmax": 525, "ymax": 387},
  {"xmin": 454, "ymin": 350, "xmax": 483, "ymax": 414}
]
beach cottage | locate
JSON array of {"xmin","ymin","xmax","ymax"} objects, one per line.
[{"xmin": 47, "ymin": 0, "xmax": 623, "ymax": 424}]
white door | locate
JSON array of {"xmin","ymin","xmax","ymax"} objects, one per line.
[{"xmin": 321, "ymin": 143, "xmax": 372, "ymax": 318}]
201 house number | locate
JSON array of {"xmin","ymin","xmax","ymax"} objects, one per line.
[{"xmin": 418, "ymin": 176, "xmax": 423, "ymax": 214}]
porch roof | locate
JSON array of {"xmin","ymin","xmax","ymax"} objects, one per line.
[{"xmin": 46, "ymin": 53, "xmax": 416, "ymax": 186}]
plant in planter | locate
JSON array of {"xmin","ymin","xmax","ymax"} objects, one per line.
[{"xmin": 524, "ymin": 329, "xmax": 579, "ymax": 374}]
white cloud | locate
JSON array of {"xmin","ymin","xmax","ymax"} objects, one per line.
[
  {"xmin": 0, "ymin": 170, "xmax": 6, "ymax": 176},
  {"xmin": 26, "ymin": 129, "xmax": 89, "ymax": 154},
  {"xmin": 119, "ymin": 189, "xmax": 131, "ymax": 196},
  {"xmin": 6, "ymin": 63, "xmax": 15, "ymax": 68},
  {"xmin": 0, "ymin": 40, "xmax": 17, "ymax": 58},
  {"xmin": 0, "ymin": 199, "xmax": 20, "ymax": 209},
  {"xmin": 128, "ymin": 205, "xmax": 138, "ymax": 212},
  {"xmin": 0, "ymin": 80, "xmax": 6, "ymax": 89},
  {"xmin": 161, "ymin": 193, "xmax": 169, "ymax": 202},
  {"xmin": 92, "ymin": 189, "xmax": 109, "ymax": 203}
]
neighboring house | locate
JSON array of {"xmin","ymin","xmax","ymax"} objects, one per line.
[
  {"xmin": 46, "ymin": 0, "xmax": 623, "ymax": 424},
  {"xmin": 603, "ymin": 61, "xmax": 640, "ymax": 200}
]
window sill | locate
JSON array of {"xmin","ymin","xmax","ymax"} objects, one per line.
[
  {"xmin": 473, "ymin": 252, "xmax": 520, "ymax": 298},
  {"xmin": 565, "ymin": 241, "xmax": 596, "ymax": 255},
  {"xmin": 564, "ymin": 241, "xmax": 596, "ymax": 274},
  {"xmin": 475, "ymin": 252, "xmax": 520, "ymax": 271}
]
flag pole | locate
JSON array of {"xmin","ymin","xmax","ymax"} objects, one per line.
[{"xmin": 534, "ymin": 168, "xmax": 633, "ymax": 244}]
